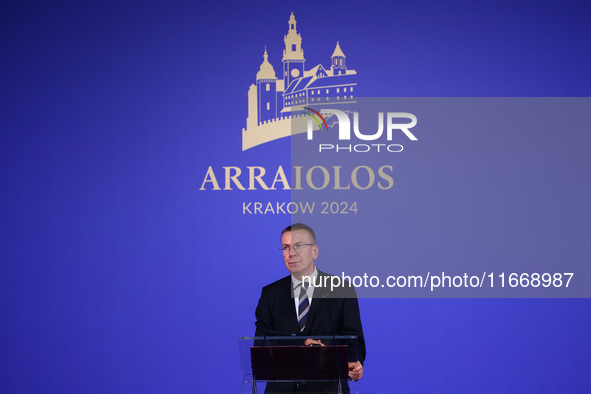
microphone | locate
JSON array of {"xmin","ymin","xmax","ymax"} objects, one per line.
[{"xmin": 254, "ymin": 327, "xmax": 297, "ymax": 349}]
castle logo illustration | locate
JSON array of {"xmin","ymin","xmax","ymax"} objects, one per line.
[{"xmin": 242, "ymin": 12, "xmax": 358, "ymax": 151}]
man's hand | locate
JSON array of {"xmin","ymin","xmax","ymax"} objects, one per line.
[
  {"xmin": 304, "ymin": 338, "xmax": 325, "ymax": 346},
  {"xmin": 348, "ymin": 361, "xmax": 363, "ymax": 380}
]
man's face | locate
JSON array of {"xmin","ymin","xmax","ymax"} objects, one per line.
[{"xmin": 281, "ymin": 229, "xmax": 318, "ymax": 279}]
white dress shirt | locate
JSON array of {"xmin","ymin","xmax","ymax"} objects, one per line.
[{"xmin": 291, "ymin": 266, "xmax": 318, "ymax": 316}]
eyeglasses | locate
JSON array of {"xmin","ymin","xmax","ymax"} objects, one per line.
[{"xmin": 280, "ymin": 243, "xmax": 315, "ymax": 254}]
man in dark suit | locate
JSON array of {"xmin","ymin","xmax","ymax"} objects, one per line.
[{"xmin": 255, "ymin": 223, "xmax": 366, "ymax": 393}]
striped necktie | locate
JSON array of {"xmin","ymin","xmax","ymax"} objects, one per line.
[{"xmin": 298, "ymin": 283, "xmax": 310, "ymax": 332}]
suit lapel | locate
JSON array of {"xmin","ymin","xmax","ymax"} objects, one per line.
[
  {"xmin": 279, "ymin": 276, "xmax": 300, "ymax": 334},
  {"xmin": 301, "ymin": 297, "xmax": 324, "ymax": 335},
  {"xmin": 300, "ymin": 271, "xmax": 330, "ymax": 336}
]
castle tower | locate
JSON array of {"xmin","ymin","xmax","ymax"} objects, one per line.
[
  {"xmin": 282, "ymin": 12, "xmax": 305, "ymax": 89},
  {"xmin": 256, "ymin": 47, "xmax": 277, "ymax": 124},
  {"xmin": 331, "ymin": 41, "xmax": 347, "ymax": 76}
]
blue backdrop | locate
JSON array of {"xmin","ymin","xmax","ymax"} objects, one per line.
[{"xmin": 1, "ymin": 0, "xmax": 590, "ymax": 392}]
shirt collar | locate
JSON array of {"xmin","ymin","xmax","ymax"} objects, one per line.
[{"xmin": 292, "ymin": 266, "xmax": 318, "ymax": 290}]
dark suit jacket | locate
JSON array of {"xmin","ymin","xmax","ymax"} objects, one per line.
[{"xmin": 254, "ymin": 270, "xmax": 366, "ymax": 393}]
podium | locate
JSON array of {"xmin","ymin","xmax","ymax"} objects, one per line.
[{"xmin": 239, "ymin": 336, "xmax": 358, "ymax": 393}]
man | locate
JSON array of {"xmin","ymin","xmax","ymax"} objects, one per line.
[{"xmin": 255, "ymin": 223, "xmax": 366, "ymax": 393}]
